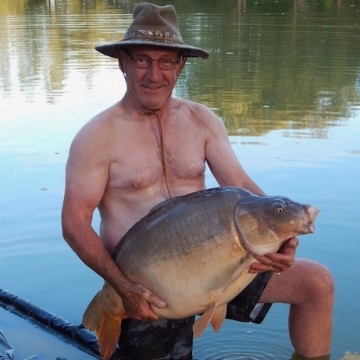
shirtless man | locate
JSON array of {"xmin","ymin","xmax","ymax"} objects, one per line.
[{"xmin": 61, "ymin": 3, "xmax": 334, "ymax": 359}]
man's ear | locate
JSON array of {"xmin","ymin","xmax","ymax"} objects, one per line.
[
  {"xmin": 176, "ymin": 54, "xmax": 188, "ymax": 78},
  {"xmin": 118, "ymin": 58, "xmax": 125, "ymax": 72},
  {"xmin": 117, "ymin": 49, "xmax": 125, "ymax": 72}
]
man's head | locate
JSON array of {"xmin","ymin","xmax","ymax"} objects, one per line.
[
  {"xmin": 117, "ymin": 46, "xmax": 186, "ymax": 111},
  {"xmin": 94, "ymin": 2, "xmax": 209, "ymax": 60}
]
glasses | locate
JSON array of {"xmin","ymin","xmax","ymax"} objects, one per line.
[{"xmin": 123, "ymin": 50, "xmax": 181, "ymax": 70}]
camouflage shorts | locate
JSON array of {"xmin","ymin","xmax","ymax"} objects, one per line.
[{"xmin": 112, "ymin": 272, "xmax": 273, "ymax": 360}]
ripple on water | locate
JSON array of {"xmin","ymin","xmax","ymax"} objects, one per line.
[
  {"xmin": 193, "ymin": 316, "xmax": 292, "ymax": 360},
  {"xmin": 194, "ymin": 344, "xmax": 289, "ymax": 360}
]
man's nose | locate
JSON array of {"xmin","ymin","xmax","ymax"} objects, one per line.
[{"xmin": 147, "ymin": 60, "xmax": 162, "ymax": 80}]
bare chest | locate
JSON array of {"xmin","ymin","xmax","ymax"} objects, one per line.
[{"xmin": 108, "ymin": 130, "xmax": 206, "ymax": 191}]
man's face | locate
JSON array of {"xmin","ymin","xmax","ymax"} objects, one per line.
[{"xmin": 119, "ymin": 46, "xmax": 184, "ymax": 111}]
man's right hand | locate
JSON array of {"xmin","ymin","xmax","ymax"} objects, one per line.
[{"xmin": 120, "ymin": 281, "xmax": 167, "ymax": 321}]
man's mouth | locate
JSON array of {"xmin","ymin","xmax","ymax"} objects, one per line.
[{"xmin": 142, "ymin": 83, "xmax": 164, "ymax": 90}]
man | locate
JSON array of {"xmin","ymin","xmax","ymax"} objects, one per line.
[{"xmin": 62, "ymin": 3, "xmax": 334, "ymax": 360}]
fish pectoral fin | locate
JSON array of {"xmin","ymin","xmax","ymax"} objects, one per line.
[
  {"xmin": 222, "ymin": 253, "xmax": 254, "ymax": 293},
  {"xmin": 193, "ymin": 303, "xmax": 218, "ymax": 338},
  {"xmin": 210, "ymin": 303, "xmax": 227, "ymax": 332}
]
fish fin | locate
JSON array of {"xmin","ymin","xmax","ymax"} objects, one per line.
[
  {"xmin": 210, "ymin": 303, "xmax": 227, "ymax": 332},
  {"xmin": 222, "ymin": 253, "xmax": 253, "ymax": 293},
  {"xmin": 82, "ymin": 284, "xmax": 127, "ymax": 360},
  {"xmin": 193, "ymin": 303, "xmax": 218, "ymax": 338},
  {"xmin": 97, "ymin": 311, "xmax": 123, "ymax": 360},
  {"xmin": 82, "ymin": 291, "xmax": 103, "ymax": 331}
]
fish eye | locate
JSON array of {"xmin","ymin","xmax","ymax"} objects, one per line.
[{"xmin": 272, "ymin": 202, "xmax": 285, "ymax": 213}]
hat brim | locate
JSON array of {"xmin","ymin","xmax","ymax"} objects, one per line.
[{"xmin": 95, "ymin": 39, "xmax": 209, "ymax": 60}]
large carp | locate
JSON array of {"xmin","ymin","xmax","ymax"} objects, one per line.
[{"xmin": 83, "ymin": 187, "xmax": 319, "ymax": 360}]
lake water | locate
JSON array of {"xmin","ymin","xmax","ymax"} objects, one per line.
[{"xmin": 0, "ymin": 1, "xmax": 360, "ymax": 359}]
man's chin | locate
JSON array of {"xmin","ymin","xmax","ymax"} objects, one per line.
[{"xmin": 139, "ymin": 99, "xmax": 168, "ymax": 112}]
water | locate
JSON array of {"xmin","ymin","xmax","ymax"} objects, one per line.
[{"xmin": 0, "ymin": 1, "xmax": 360, "ymax": 359}]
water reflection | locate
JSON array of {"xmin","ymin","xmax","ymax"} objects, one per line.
[
  {"xmin": 1, "ymin": 1, "xmax": 360, "ymax": 359},
  {"xmin": 1, "ymin": 0, "xmax": 359, "ymax": 137}
]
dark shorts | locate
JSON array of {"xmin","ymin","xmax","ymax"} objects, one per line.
[{"xmin": 112, "ymin": 272, "xmax": 273, "ymax": 360}]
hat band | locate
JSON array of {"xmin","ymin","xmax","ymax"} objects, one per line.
[{"xmin": 123, "ymin": 30, "xmax": 184, "ymax": 44}]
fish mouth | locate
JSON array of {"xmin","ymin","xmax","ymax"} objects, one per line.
[{"xmin": 302, "ymin": 205, "xmax": 320, "ymax": 233}]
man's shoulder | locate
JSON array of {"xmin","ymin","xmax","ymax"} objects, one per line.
[
  {"xmin": 78, "ymin": 103, "xmax": 123, "ymax": 133},
  {"xmin": 174, "ymin": 98, "xmax": 217, "ymax": 119},
  {"xmin": 70, "ymin": 104, "xmax": 122, "ymax": 149},
  {"xmin": 90, "ymin": 102, "xmax": 122, "ymax": 124}
]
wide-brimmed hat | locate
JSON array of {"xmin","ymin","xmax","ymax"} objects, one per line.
[{"xmin": 95, "ymin": 2, "xmax": 209, "ymax": 59}]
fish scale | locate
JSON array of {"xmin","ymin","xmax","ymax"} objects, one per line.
[{"xmin": 83, "ymin": 186, "xmax": 319, "ymax": 360}]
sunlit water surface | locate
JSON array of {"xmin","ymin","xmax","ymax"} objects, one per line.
[{"xmin": 0, "ymin": 1, "xmax": 360, "ymax": 359}]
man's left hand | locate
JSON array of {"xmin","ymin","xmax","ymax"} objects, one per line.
[{"xmin": 249, "ymin": 237, "xmax": 299, "ymax": 274}]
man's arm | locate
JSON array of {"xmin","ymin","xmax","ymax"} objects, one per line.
[
  {"xmin": 61, "ymin": 123, "xmax": 165, "ymax": 320},
  {"xmin": 203, "ymin": 109, "xmax": 297, "ymax": 272}
]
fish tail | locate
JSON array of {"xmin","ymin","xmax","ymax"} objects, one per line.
[
  {"xmin": 82, "ymin": 286, "xmax": 127, "ymax": 360},
  {"xmin": 82, "ymin": 291, "xmax": 103, "ymax": 331},
  {"xmin": 97, "ymin": 311, "xmax": 123, "ymax": 360}
]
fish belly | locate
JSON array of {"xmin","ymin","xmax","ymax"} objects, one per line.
[
  {"xmin": 115, "ymin": 189, "xmax": 253, "ymax": 319},
  {"xmin": 121, "ymin": 232, "xmax": 255, "ymax": 319}
]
